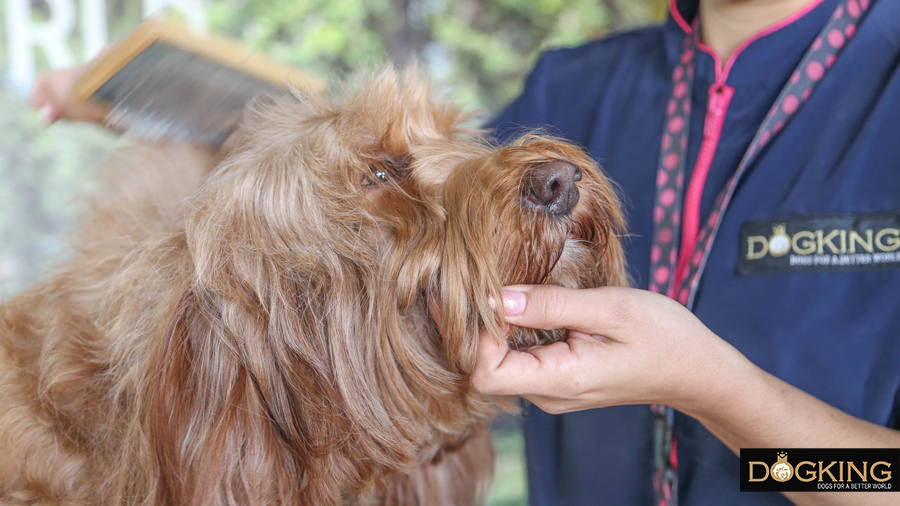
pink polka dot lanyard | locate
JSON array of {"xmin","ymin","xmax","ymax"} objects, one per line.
[{"xmin": 650, "ymin": 1, "xmax": 869, "ymax": 505}]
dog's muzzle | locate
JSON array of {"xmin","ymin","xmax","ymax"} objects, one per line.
[{"xmin": 523, "ymin": 160, "xmax": 582, "ymax": 217}]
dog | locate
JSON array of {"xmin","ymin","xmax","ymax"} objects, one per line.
[{"xmin": 0, "ymin": 69, "xmax": 627, "ymax": 506}]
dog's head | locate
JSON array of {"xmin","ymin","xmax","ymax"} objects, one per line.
[
  {"xmin": 153, "ymin": 69, "xmax": 626, "ymax": 503},
  {"xmin": 191, "ymin": 70, "xmax": 626, "ymax": 368}
]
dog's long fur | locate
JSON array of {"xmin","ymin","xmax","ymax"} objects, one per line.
[{"xmin": 0, "ymin": 70, "xmax": 627, "ymax": 505}]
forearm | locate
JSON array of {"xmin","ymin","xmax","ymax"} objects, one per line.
[
  {"xmin": 471, "ymin": 285, "xmax": 900, "ymax": 504},
  {"xmin": 685, "ymin": 347, "xmax": 900, "ymax": 506}
]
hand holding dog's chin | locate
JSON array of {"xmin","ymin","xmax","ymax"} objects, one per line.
[{"xmin": 470, "ymin": 285, "xmax": 754, "ymax": 420}]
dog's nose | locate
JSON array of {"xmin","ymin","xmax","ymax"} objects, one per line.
[{"xmin": 525, "ymin": 160, "xmax": 582, "ymax": 216}]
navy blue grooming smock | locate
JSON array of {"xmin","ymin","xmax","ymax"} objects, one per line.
[{"xmin": 490, "ymin": 0, "xmax": 900, "ymax": 504}]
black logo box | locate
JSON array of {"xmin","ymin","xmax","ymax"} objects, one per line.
[
  {"xmin": 741, "ymin": 448, "xmax": 900, "ymax": 492},
  {"xmin": 737, "ymin": 211, "xmax": 900, "ymax": 275}
]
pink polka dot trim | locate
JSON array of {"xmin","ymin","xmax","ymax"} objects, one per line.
[
  {"xmin": 746, "ymin": 144, "xmax": 757, "ymax": 159},
  {"xmin": 663, "ymin": 152, "xmax": 679, "ymax": 170},
  {"xmin": 806, "ymin": 61, "xmax": 824, "ymax": 81},
  {"xmin": 651, "ymin": 245, "xmax": 662, "ymax": 263},
  {"xmin": 660, "ymin": 188, "xmax": 676, "ymax": 207},
  {"xmin": 692, "ymin": 250, "xmax": 704, "ymax": 267},
  {"xmin": 782, "ymin": 95, "xmax": 799, "ymax": 115},
  {"xmin": 654, "ymin": 266, "xmax": 670, "ymax": 285},
  {"xmin": 658, "ymin": 227, "xmax": 673, "ymax": 244},
  {"xmin": 847, "ymin": 0, "xmax": 860, "ymax": 17},
  {"xmin": 654, "ymin": 206, "xmax": 665, "ymax": 224},
  {"xmin": 657, "ymin": 170, "xmax": 669, "ymax": 187},
  {"xmin": 668, "ymin": 116, "xmax": 684, "ymax": 134},
  {"xmin": 828, "ymin": 29, "xmax": 845, "ymax": 49},
  {"xmin": 845, "ymin": 24, "xmax": 857, "ymax": 38}
]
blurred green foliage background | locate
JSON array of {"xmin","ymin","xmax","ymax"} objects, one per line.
[{"xmin": 0, "ymin": 1, "xmax": 662, "ymax": 504}]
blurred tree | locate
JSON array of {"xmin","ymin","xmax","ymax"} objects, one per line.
[{"xmin": 206, "ymin": 0, "xmax": 655, "ymax": 111}]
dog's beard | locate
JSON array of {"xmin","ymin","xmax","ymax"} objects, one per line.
[
  {"xmin": 503, "ymin": 238, "xmax": 602, "ymax": 348},
  {"xmin": 493, "ymin": 214, "xmax": 620, "ymax": 348}
]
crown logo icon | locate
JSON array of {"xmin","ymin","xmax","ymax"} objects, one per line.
[
  {"xmin": 768, "ymin": 224, "xmax": 791, "ymax": 258},
  {"xmin": 771, "ymin": 451, "xmax": 793, "ymax": 482}
]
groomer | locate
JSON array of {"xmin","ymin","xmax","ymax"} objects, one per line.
[{"xmin": 479, "ymin": 0, "xmax": 900, "ymax": 505}]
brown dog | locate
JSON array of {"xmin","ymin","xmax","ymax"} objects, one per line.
[{"xmin": 0, "ymin": 70, "xmax": 627, "ymax": 506}]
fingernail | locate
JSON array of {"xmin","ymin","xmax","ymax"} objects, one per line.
[
  {"xmin": 501, "ymin": 289, "xmax": 526, "ymax": 316},
  {"xmin": 38, "ymin": 105, "xmax": 55, "ymax": 124}
]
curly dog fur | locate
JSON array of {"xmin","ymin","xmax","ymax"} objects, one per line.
[{"xmin": 0, "ymin": 70, "xmax": 627, "ymax": 505}]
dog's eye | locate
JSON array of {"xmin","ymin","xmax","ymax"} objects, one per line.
[{"xmin": 362, "ymin": 156, "xmax": 409, "ymax": 188}]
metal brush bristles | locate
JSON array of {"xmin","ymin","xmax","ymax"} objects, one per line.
[{"xmin": 100, "ymin": 44, "xmax": 289, "ymax": 147}]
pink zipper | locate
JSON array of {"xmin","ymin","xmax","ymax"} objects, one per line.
[
  {"xmin": 672, "ymin": 82, "xmax": 734, "ymax": 292},
  {"xmin": 667, "ymin": 0, "xmax": 828, "ymax": 293}
]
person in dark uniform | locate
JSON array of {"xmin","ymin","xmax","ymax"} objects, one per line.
[{"xmin": 475, "ymin": 0, "xmax": 900, "ymax": 505}]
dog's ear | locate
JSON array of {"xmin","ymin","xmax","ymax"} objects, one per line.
[
  {"xmin": 596, "ymin": 211, "xmax": 630, "ymax": 289},
  {"xmin": 580, "ymin": 160, "xmax": 631, "ymax": 289},
  {"xmin": 149, "ymin": 289, "xmax": 255, "ymax": 504},
  {"xmin": 149, "ymin": 289, "xmax": 325, "ymax": 505},
  {"xmin": 149, "ymin": 282, "xmax": 427, "ymax": 505},
  {"xmin": 436, "ymin": 208, "xmax": 506, "ymax": 374}
]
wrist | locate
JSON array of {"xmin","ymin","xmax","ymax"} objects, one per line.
[{"xmin": 672, "ymin": 333, "xmax": 759, "ymax": 423}]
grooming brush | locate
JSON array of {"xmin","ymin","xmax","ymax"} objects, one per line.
[{"xmin": 71, "ymin": 18, "xmax": 326, "ymax": 147}]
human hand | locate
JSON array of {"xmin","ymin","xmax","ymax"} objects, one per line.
[
  {"xmin": 470, "ymin": 285, "xmax": 748, "ymax": 417},
  {"xmin": 30, "ymin": 58, "xmax": 107, "ymax": 125}
]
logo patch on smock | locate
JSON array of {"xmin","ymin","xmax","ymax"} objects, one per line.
[{"xmin": 737, "ymin": 211, "xmax": 900, "ymax": 275}]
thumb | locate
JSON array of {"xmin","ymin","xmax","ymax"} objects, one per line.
[{"xmin": 499, "ymin": 285, "xmax": 631, "ymax": 336}]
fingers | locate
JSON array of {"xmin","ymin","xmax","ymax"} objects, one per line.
[
  {"xmin": 471, "ymin": 285, "xmax": 639, "ymax": 398},
  {"xmin": 30, "ymin": 74, "xmax": 62, "ymax": 124},
  {"xmin": 470, "ymin": 327, "xmax": 590, "ymax": 397},
  {"xmin": 29, "ymin": 65, "xmax": 96, "ymax": 124},
  {"xmin": 499, "ymin": 284, "xmax": 634, "ymax": 337},
  {"xmin": 469, "ymin": 330, "xmax": 537, "ymax": 395}
]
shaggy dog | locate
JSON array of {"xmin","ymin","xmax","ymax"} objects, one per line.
[{"xmin": 0, "ymin": 70, "xmax": 627, "ymax": 506}]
